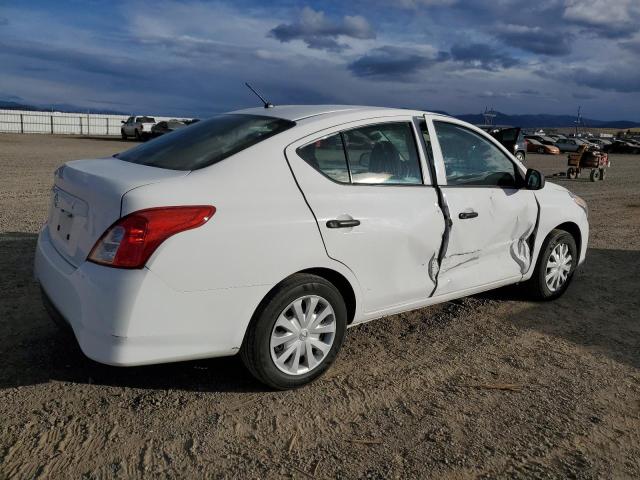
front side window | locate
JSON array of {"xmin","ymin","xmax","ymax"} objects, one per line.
[
  {"xmin": 297, "ymin": 122, "xmax": 422, "ymax": 185},
  {"xmin": 343, "ymin": 122, "xmax": 421, "ymax": 185},
  {"xmin": 434, "ymin": 121, "xmax": 518, "ymax": 187},
  {"xmin": 116, "ymin": 114, "xmax": 295, "ymax": 170}
]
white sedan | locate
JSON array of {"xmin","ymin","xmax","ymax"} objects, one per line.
[{"xmin": 35, "ymin": 105, "xmax": 589, "ymax": 389}]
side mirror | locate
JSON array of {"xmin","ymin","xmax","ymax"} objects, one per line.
[
  {"xmin": 525, "ymin": 168, "xmax": 545, "ymax": 190},
  {"xmin": 121, "ymin": 120, "xmax": 125, "ymax": 124}
]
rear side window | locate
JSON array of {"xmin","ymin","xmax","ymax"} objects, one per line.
[
  {"xmin": 116, "ymin": 114, "xmax": 295, "ymax": 171},
  {"xmin": 343, "ymin": 123, "xmax": 421, "ymax": 185},
  {"xmin": 297, "ymin": 133, "xmax": 350, "ymax": 183},
  {"xmin": 297, "ymin": 122, "xmax": 422, "ymax": 185}
]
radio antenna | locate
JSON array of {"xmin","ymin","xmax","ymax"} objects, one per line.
[{"xmin": 245, "ymin": 82, "xmax": 274, "ymax": 109}]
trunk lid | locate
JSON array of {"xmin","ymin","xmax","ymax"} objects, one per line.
[{"xmin": 47, "ymin": 157, "xmax": 188, "ymax": 267}]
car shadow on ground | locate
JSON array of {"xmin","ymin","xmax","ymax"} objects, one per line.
[{"xmin": 1, "ymin": 231, "xmax": 638, "ymax": 392}]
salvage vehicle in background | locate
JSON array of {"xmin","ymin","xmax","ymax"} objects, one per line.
[
  {"xmin": 151, "ymin": 119, "xmax": 187, "ymax": 137},
  {"xmin": 526, "ymin": 138, "xmax": 560, "ymax": 154},
  {"xmin": 35, "ymin": 105, "xmax": 589, "ymax": 389},
  {"xmin": 121, "ymin": 116, "xmax": 156, "ymax": 140},
  {"xmin": 604, "ymin": 139, "xmax": 640, "ymax": 154},
  {"xmin": 478, "ymin": 125, "xmax": 526, "ymax": 161},
  {"xmin": 555, "ymin": 137, "xmax": 587, "ymax": 152}
]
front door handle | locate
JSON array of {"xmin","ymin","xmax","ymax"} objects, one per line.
[
  {"xmin": 326, "ymin": 219, "xmax": 360, "ymax": 229},
  {"xmin": 458, "ymin": 211, "xmax": 478, "ymax": 220}
]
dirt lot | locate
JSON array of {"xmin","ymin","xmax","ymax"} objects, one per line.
[{"xmin": 1, "ymin": 133, "xmax": 639, "ymax": 479}]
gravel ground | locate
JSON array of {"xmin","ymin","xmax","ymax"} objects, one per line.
[{"xmin": 1, "ymin": 134, "xmax": 639, "ymax": 479}]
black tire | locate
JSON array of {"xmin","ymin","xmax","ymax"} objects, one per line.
[
  {"xmin": 240, "ymin": 273, "xmax": 347, "ymax": 390},
  {"xmin": 524, "ymin": 229, "xmax": 577, "ymax": 300},
  {"xmin": 134, "ymin": 129, "xmax": 142, "ymax": 141},
  {"xmin": 599, "ymin": 168, "xmax": 606, "ymax": 180},
  {"xmin": 515, "ymin": 151, "xmax": 525, "ymax": 162},
  {"xmin": 121, "ymin": 129, "xmax": 127, "ymax": 140},
  {"xmin": 537, "ymin": 147, "xmax": 545, "ymax": 154},
  {"xmin": 590, "ymin": 168, "xmax": 600, "ymax": 182},
  {"xmin": 567, "ymin": 167, "xmax": 577, "ymax": 179}
]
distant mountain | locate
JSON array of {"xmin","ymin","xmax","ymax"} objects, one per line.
[
  {"xmin": 452, "ymin": 111, "xmax": 640, "ymax": 129},
  {"xmin": 0, "ymin": 99, "xmax": 128, "ymax": 115}
]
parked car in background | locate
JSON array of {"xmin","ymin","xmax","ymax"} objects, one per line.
[
  {"xmin": 555, "ymin": 138, "xmax": 586, "ymax": 152},
  {"xmin": 35, "ymin": 105, "xmax": 588, "ymax": 389},
  {"xmin": 151, "ymin": 119, "xmax": 187, "ymax": 137},
  {"xmin": 526, "ymin": 138, "xmax": 560, "ymax": 154},
  {"xmin": 121, "ymin": 116, "xmax": 156, "ymax": 140},
  {"xmin": 478, "ymin": 125, "xmax": 526, "ymax": 161},
  {"xmin": 525, "ymin": 135, "xmax": 557, "ymax": 146},
  {"xmin": 604, "ymin": 139, "xmax": 640, "ymax": 154}
]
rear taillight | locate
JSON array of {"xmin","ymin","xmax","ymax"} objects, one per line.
[{"xmin": 88, "ymin": 206, "xmax": 215, "ymax": 269}]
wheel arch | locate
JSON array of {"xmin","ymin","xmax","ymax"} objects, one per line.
[
  {"xmin": 248, "ymin": 268, "xmax": 358, "ymax": 330},
  {"xmin": 553, "ymin": 221, "xmax": 582, "ymax": 259},
  {"xmin": 297, "ymin": 267, "xmax": 357, "ymax": 324}
]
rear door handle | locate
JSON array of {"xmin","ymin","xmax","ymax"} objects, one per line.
[
  {"xmin": 326, "ymin": 219, "xmax": 360, "ymax": 229},
  {"xmin": 458, "ymin": 211, "xmax": 478, "ymax": 219}
]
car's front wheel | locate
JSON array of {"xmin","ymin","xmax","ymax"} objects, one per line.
[
  {"xmin": 525, "ymin": 229, "xmax": 577, "ymax": 300},
  {"xmin": 515, "ymin": 151, "xmax": 525, "ymax": 161},
  {"xmin": 241, "ymin": 274, "xmax": 347, "ymax": 389}
]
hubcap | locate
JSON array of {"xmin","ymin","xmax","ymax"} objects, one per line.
[
  {"xmin": 545, "ymin": 243, "xmax": 573, "ymax": 292},
  {"xmin": 270, "ymin": 295, "xmax": 336, "ymax": 376}
]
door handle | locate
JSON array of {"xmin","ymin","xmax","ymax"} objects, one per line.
[
  {"xmin": 326, "ymin": 219, "xmax": 360, "ymax": 229},
  {"xmin": 458, "ymin": 211, "xmax": 478, "ymax": 219}
]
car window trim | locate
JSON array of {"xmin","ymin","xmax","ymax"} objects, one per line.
[{"xmin": 432, "ymin": 119, "xmax": 524, "ymax": 188}]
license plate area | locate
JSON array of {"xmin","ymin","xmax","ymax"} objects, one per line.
[{"xmin": 48, "ymin": 187, "xmax": 89, "ymax": 263}]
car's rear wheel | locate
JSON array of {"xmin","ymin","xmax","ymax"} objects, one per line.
[
  {"xmin": 121, "ymin": 129, "xmax": 127, "ymax": 140},
  {"xmin": 537, "ymin": 147, "xmax": 545, "ymax": 154},
  {"xmin": 135, "ymin": 129, "xmax": 142, "ymax": 141},
  {"xmin": 241, "ymin": 274, "xmax": 347, "ymax": 389},
  {"xmin": 525, "ymin": 229, "xmax": 577, "ymax": 300},
  {"xmin": 590, "ymin": 168, "xmax": 600, "ymax": 182}
]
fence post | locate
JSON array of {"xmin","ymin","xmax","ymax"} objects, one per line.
[
  {"xmin": 50, "ymin": 115, "xmax": 54, "ymax": 134},
  {"xmin": 87, "ymin": 115, "xmax": 90, "ymax": 136},
  {"xmin": 106, "ymin": 117, "xmax": 109, "ymax": 136},
  {"xmin": 20, "ymin": 114, "xmax": 24, "ymax": 134},
  {"xmin": 79, "ymin": 116, "xmax": 82, "ymax": 135}
]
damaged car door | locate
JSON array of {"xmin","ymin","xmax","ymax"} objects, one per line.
[{"xmin": 428, "ymin": 119, "xmax": 538, "ymax": 296}]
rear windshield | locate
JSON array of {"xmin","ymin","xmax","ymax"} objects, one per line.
[{"xmin": 115, "ymin": 114, "xmax": 295, "ymax": 170}]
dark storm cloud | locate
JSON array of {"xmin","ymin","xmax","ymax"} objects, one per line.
[
  {"xmin": 620, "ymin": 39, "xmax": 640, "ymax": 55},
  {"xmin": 449, "ymin": 43, "xmax": 520, "ymax": 70},
  {"xmin": 570, "ymin": 67, "xmax": 640, "ymax": 93},
  {"xmin": 495, "ymin": 26, "xmax": 573, "ymax": 56},
  {"xmin": 269, "ymin": 6, "xmax": 375, "ymax": 52},
  {"xmin": 0, "ymin": 41, "xmax": 147, "ymax": 80},
  {"xmin": 348, "ymin": 46, "xmax": 446, "ymax": 80},
  {"xmin": 537, "ymin": 65, "xmax": 640, "ymax": 93}
]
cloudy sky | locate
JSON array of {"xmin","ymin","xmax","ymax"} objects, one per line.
[{"xmin": 0, "ymin": 0, "xmax": 639, "ymax": 119}]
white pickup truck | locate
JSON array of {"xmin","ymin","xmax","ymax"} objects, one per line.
[{"xmin": 120, "ymin": 116, "xmax": 156, "ymax": 140}]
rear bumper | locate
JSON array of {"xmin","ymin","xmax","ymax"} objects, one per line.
[{"xmin": 35, "ymin": 226, "xmax": 268, "ymax": 366}]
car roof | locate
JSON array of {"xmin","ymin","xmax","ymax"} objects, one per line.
[{"xmin": 230, "ymin": 104, "xmax": 439, "ymax": 122}]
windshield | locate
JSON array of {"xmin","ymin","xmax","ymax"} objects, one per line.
[{"xmin": 115, "ymin": 114, "xmax": 295, "ymax": 170}]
